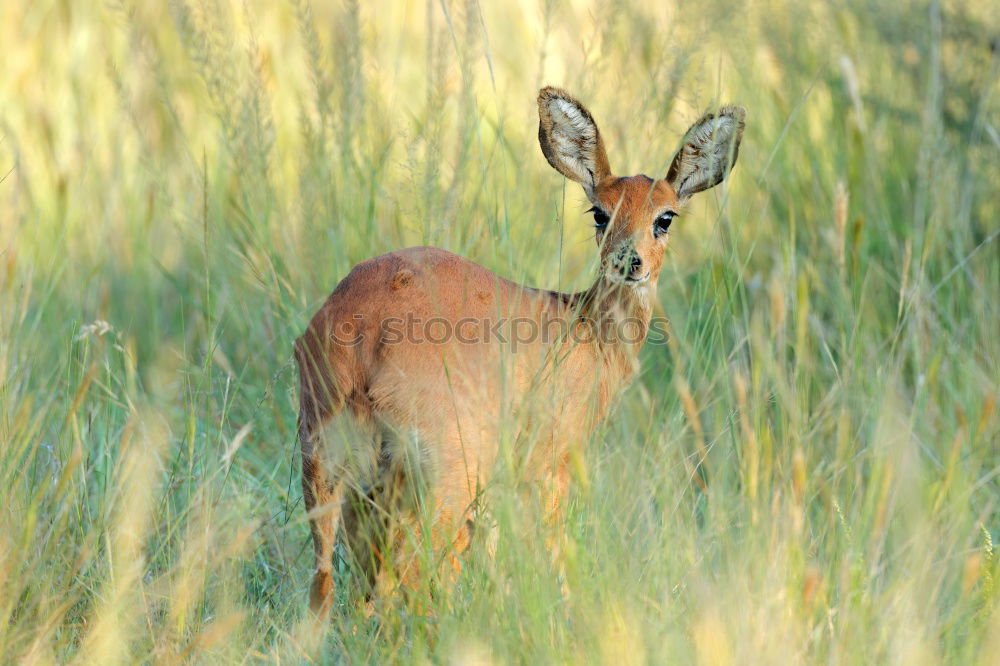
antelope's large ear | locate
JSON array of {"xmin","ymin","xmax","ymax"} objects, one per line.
[
  {"xmin": 537, "ymin": 86, "xmax": 612, "ymax": 195},
  {"xmin": 666, "ymin": 105, "xmax": 746, "ymax": 199}
]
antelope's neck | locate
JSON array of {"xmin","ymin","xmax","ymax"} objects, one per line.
[
  {"xmin": 581, "ymin": 276, "xmax": 654, "ymax": 333},
  {"xmin": 574, "ymin": 277, "xmax": 656, "ymax": 385}
]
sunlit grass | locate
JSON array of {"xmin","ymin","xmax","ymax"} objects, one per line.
[{"xmin": 1, "ymin": 0, "xmax": 997, "ymax": 662}]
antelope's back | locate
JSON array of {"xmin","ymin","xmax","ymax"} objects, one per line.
[{"xmin": 299, "ymin": 246, "xmax": 598, "ymax": 449}]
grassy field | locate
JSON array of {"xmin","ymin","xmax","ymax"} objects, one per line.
[{"xmin": 1, "ymin": 0, "xmax": 998, "ymax": 663}]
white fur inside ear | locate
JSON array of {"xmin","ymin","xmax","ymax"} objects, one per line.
[
  {"xmin": 548, "ymin": 98, "xmax": 599, "ymax": 185},
  {"xmin": 693, "ymin": 115, "xmax": 735, "ymax": 151},
  {"xmin": 688, "ymin": 116, "xmax": 735, "ymax": 186},
  {"xmin": 668, "ymin": 107, "xmax": 745, "ymax": 198}
]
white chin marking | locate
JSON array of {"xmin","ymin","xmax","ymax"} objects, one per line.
[{"xmin": 608, "ymin": 272, "xmax": 651, "ymax": 286}]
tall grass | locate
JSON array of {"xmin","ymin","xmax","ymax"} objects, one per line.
[{"xmin": 1, "ymin": 0, "xmax": 997, "ymax": 662}]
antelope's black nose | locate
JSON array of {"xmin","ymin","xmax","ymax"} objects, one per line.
[{"xmin": 629, "ymin": 253, "xmax": 643, "ymax": 276}]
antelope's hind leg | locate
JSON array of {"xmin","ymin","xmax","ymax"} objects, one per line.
[
  {"xmin": 301, "ymin": 433, "xmax": 346, "ymax": 617},
  {"xmin": 367, "ymin": 437, "xmax": 478, "ymax": 605},
  {"xmin": 299, "ymin": 413, "xmax": 379, "ymax": 617},
  {"xmin": 339, "ymin": 459, "xmax": 398, "ymax": 604}
]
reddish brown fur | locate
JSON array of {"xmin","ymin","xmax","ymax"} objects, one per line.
[
  {"xmin": 296, "ymin": 87, "xmax": 745, "ymax": 615},
  {"xmin": 593, "ymin": 175, "xmax": 680, "ymax": 279}
]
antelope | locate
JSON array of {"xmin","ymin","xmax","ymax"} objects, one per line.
[{"xmin": 295, "ymin": 87, "xmax": 745, "ymax": 615}]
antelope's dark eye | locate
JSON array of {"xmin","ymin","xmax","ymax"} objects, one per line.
[
  {"xmin": 588, "ymin": 207, "xmax": 610, "ymax": 232},
  {"xmin": 654, "ymin": 213, "xmax": 675, "ymax": 237}
]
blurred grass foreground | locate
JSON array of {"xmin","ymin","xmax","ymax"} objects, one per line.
[{"xmin": 1, "ymin": 0, "xmax": 998, "ymax": 663}]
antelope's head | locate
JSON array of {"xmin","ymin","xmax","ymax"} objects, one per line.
[{"xmin": 537, "ymin": 86, "xmax": 746, "ymax": 287}]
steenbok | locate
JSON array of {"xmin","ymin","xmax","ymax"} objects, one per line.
[{"xmin": 295, "ymin": 86, "xmax": 745, "ymax": 615}]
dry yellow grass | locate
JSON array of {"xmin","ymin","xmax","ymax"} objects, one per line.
[{"xmin": 0, "ymin": 0, "xmax": 997, "ymax": 662}]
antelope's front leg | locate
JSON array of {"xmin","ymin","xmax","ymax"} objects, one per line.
[{"xmin": 543, "ymin": 455, "xmax": 572, "ymax": 599}]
